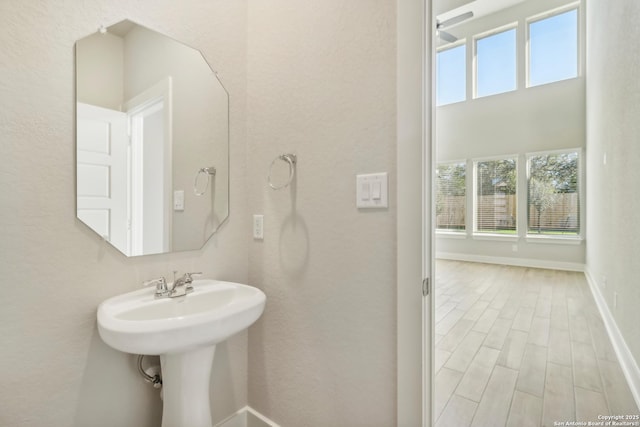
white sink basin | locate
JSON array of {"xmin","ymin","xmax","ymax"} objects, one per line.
[
  {"xmin": 96, "ymin": 279, "xmax": 266, "ymax": 427},
  {"xmin": 98, "ymin": 279, "xmax": 265, "ymax": 355}
]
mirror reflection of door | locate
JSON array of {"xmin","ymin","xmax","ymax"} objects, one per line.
[
  {"xmin": 76, "ymin": 103, "xmax": 128, "ymax": 254},
  {"xmin": 77, "ymin": 97, "xmax": 170, "ymax": 256}
]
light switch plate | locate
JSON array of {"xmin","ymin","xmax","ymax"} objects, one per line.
[{"xmin": 356, "ymin": 173, "xmax": 388, "ymax": 208}]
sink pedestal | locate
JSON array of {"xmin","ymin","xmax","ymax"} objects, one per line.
[
  {"xmin": 160, "ymin": 345, "xmax": 216, "ymax": 427},
  {"xmin": 97, "ymin": 279, "xmax": 266, "ymax": 426}
]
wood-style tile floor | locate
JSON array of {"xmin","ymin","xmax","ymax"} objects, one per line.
[{"xmin": 434, "ymin": 260, "xmax": 639, "ymax": 427}]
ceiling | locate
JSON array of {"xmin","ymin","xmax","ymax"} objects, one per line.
[{"xmin": 436, "ymin": 0, "xmax": 527, "ymax": 27}]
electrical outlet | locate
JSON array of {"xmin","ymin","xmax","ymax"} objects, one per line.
[
  {"xmin": 253, "ymin": 215, "xmax": 264, "ymax": 240},
  {"xmin": 602, "ymin": 275, "xmax": 607, "ymax": 289},
  {"xmin": 512, "ymin": 244, "xmax": 518, "ymax": 252},
  {"xmin": 173, "ymin": 190, "xmax": 185, "ymax": 211}
]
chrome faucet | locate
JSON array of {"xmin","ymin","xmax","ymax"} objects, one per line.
[
  {"xmin": 143, "ymin": 271, "xmax": 202, "ymax": 298},
  {"xmin": 169, "ymin": 271, "xmax": 202, "ymax": 297},
  {"xmin": 143, "ymin": 277, "xmax": 170, "ymax": 298}
]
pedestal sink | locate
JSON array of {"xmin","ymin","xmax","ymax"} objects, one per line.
[{"xmin": 97, "ymin": 279, "xmax": 266, "ymax": 427}]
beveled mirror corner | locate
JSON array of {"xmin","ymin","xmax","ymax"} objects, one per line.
[{"xmin": 75, "ymin": 20, "xmax": 229, "ymax": 257}]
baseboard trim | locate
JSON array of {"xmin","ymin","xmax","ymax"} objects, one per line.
[
  {"xmin": 436, "ymin": 252, "xmax": 585, "ymax": 272},
  {"xmin": 215, "ymin": 406, "xmax": 281, "ymax": 427},
  {"xmin": 584, "ymin": 268, "xmax": 640, "ymax": 411}
]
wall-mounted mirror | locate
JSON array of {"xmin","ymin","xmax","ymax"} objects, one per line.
[{"xmin": 75, "ymin": 20, "xmax": 229, "ymax": 257}]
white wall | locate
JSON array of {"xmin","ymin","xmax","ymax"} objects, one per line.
[
  {"xmin": 585, "ymin": 0, "xmax": 640, "ymax": 368},
  {"xmin": 245, "ymin": 1, "xmax": 398, "ymax": 425},
  {"xmin": 435, "ymin": 0, "xmax": 586, "ymax": 268},
  {"xmin": 75, "ymin": 32, "xmax": 124, "ymax": 110},
  {"xmin": 0, "ymin": 1, "xmax": 248, "ymax": 426}
]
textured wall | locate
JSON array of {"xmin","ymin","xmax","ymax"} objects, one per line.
[
  {"xmin": 585, "ymin": 0, "xmax": 640, "ymax": 365},
  {"xmin": 0, "ymin": 1, "xmax": 249, "ymax": 426},
  {"xmin": 246, "ymin": 1, "xmax": 398, "ymax": 425}
]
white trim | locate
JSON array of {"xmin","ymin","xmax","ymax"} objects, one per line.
[
  {"xmin": 472, "ymin": 155, "xmax": 519, "ymax": 236},
  {"xmin": 584, "ymin": 268, "xmax": 640, "ymax": 411},
  {"xmin": 474, "ymin": 21, "xmax": 519, "ymax": 42},
  {"xmin": 472, "ymin": 233, "xmax": 519, "ymax": 242},
  {"xmin": 435, "ymin": 38, "xmax": 466, "ymax": 53},
  {"xmin": 123, "ymin": 77, "xmax": 173, "ymax": 255},
  {"xmin": 525, "ymin": 4, "xmax": 581, "ymax": 88},
  {"xmin": 214, "ymin": 406, "xmax": 281, "ymax": 427},
  {"xmin": 436, "ymin": 251, "xmax": 585, "ymax": 272},
  {"xmin": 525, "ymin": 235, "xmax": 583, "ymax": 245},
  {"xmin": 525, "ymin": 148, "xmax": 584, "ymax": 241},
  {"xmin": 471, "ymin": 152, "xmax": 520, "ymax": 163},
  {"xmin": 214, "ymin": 408, "xmax": 246, "ymax": 427},
  {"xmin": 436, "ymin": 230, "xmax": 467, "ymax": 239},
  {"xmin": 526, "ymin": 147, "xmax": 582, "ymax": 157},
  {"xmin": 436, "ymin": 158, "xmax": 467, "ymax": 166},
  {"xmin": 398, "ymin": 0, "xmax": 429, "ymax": 425},
  {"xmin": 435, "ymin": 43, "xmax": 467, "ymax": 106},
  {"xmin": 526, "ymin": 1, "xmax": 580, "ymax": 24},
  {"xmin": 473, "ymin": 23, "xmax": 519, "ymax": 99}
]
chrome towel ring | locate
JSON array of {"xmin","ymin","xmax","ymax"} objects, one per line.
[
  {"xmin": 268, "ymin": 154, "xmax": 297, "ymax": 190},
  {"xmin": 194, "ymin": 166, "xmax": 216, "ymax": 196}
]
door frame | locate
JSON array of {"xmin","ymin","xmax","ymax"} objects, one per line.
[
  {"xmin": 123, "ymin": 77, "xmax": 173, "ymax": 255},
  {"xmin": 397, "ymin": 0, "xmax": 433, "ymax": 426}
]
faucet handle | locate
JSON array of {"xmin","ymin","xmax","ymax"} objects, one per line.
[
  {"xmin": 143, "ymin": 277, "xmax": 168, "ymax": 295},
  {"xmin": 182, "ymin": 272, "xmax": 202, "ymax": 294},
  {"xmin": 172, "ymin": 271, "xmax": 202, "ymax": 282},
  {"xmin": 184, "ymin": 272, "xmax": 203, "ymax": 281}
]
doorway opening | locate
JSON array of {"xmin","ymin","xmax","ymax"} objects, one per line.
[
  {"xmin": 123, "ymin": 77, "xmax": 173, "ymax": 256},
  {"xmin": 430, "ymin": 0, "xmax": 638, "ymax": 425},
  {"xmin": 127, "ymin": 97, "xmax": 169, "ymax": 255}
]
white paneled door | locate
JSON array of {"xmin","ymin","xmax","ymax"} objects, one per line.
[{"xmin": 76, "ymin": 102, "xmax": 128, "ymax": 254}]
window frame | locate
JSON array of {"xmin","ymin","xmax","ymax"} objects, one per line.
[
  {"xmin": 472, "ymin": 154, "xmax": 519, "ymax": 239},
  {"xmin": 435, "ymin": 160, "xmax": 468, "ymax": 235},
  {"xmin": 526, "ymin": 3, "xmax": 581, "ymax": 88},
  {"xmin": 525, "ymin": 148, "xmax": 583, "ymax": 243},
  {"xmin": 436, "ymin": 40, "xmax": 468, "ymax": 106},
  {"xmin": 473, "ymin": 23, "xmax": 519, "ymax": 99}
]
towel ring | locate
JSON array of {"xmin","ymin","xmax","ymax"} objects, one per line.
[
  {"xmin": 194, "ymin": 166, "xmax": 216, "ymax": 196},
  {"xmin": 268, "ymin": 154, "xmax": 297, "ymax": 190}
]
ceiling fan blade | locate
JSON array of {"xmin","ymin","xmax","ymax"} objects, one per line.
[
  {"xmin": 438, "ymin": 30, "xmax": 458, "ymax": 43},
  {"xmin": 439, "ymin": 11, "xmax": 474, "ymax": 29}
]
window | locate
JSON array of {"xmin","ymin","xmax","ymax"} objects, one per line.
[
  {"xmin": 475, "ymin": 158, "xmax": 517, "ymax": 234},
  {"xmin": 527, "ymin": 151, "xmax": 580, "ymax": 236},
  {"xmin": 436, "ymin": 44, "xmax": 466, "ymax": 106},
  {"xmin": 436, "ymin": 162, "xmax": 466, "ymax": 231},
  {"xmin": 528, "ymin": 8, "xmax": 578, "ymax": 87},
  {"xmin": 476, "ymin": 28, "xmax": 517, "ymax": 98}
]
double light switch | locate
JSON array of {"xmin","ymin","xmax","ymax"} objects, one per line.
[{"xmin": 356, "ymin": 172, "xmax": 388, "ymax": 208}]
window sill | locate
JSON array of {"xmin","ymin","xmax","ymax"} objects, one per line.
[
  {"xmin": 472, "ymin": 233, "xmax": 519, "ymax": 242},
  {"xmin": 525, "ymin": 235, "xmax": 583, "ymax": 245},
  {"xmin": 436, "ymin": 231, "xmax": 468, "ymax": 239}
]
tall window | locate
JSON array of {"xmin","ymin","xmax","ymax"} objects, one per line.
[
  {"xmin": 475, "ymin": 158, "xmax": 517, "ymax": 234},
  {"xmin": 527, "ymin": 151, "xmax": 580, "ymax": 236},
  {"xmin": 528, "ymin": 8, "xmax": 578, "ymax": 87},
  {"xmin": 436, "ymin": 44, "xmax": 466, "ymax": 106},
  {"xmin": 436, "ymin": 162, "xmax": 466, "ymax": 231},
  {"xmin": 476, "ymin": 28, "xmax": 517, "ymax": 98}
]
